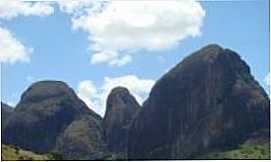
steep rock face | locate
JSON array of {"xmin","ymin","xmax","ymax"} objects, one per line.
[
  {"xmin": 128, "ymin": 44, "xmax": 270, "ymax": 159},
  {"xmin": 2, "ymin": 81, "xmax": 105, "ymax": 158},
  {"xmin": 103, "ymin": 87, "xmax": 140, "ymax": 156},
  {"xmin": 1, "ymin": 102, "xmax": 14, "ymax": 130}
]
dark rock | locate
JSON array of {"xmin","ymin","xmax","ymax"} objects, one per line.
[
  {"xmin": 103, "ymin": 87, "xmax": 140, "ymax": 157},
  {"xmin": 128, "ymin": 44, "xmax": 270, "ymax": 159},
  {"xmin": 1, "ymin": 102, "xmax": 14, "ymax": 130},
  {"xmin": 2, "ymin": 80, "xmax": 106, "ymax": 160}
]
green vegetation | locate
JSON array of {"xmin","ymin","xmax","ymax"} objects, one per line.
[
  {"xmin": 197, "ymin": 141, "xmax": 270, "ymax": 159},
  {"xmin": 1, "ymin": 144, "xmax": 61, "ymax": 161},
  {"xmin": 47, "ymin": 152, "xmax": 63, "ymax": 160}
]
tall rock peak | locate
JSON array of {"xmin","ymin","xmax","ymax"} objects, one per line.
[
  {"xmin": 110, "ymin": 86, "xmax": 130, "ymax": 95},
  {"xmin": 128, "ymin": 44, "xmax": 269, "ymax": 159},
  {"xmin": 103, "ymin": 86, "xmax": 140, "ymax": 157}
]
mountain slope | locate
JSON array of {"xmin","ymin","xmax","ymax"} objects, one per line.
[{"xmin": 128, "ymin": 44, "xmax": 270, "ymax": 159}]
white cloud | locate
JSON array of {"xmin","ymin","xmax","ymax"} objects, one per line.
[
  {"xmin": 90, "ymin": 50, "xmax": 131, "ymax": 66},
  {"xmin": 90, "ymin": 50, "xmax": 117, "ymax": 64},
  {"xmin": 69, "ymin": 0, "xmax": 205, "ymax": 66},
  {"xmin": 0, "ymin": 0, "xmax": 54, "ymax": 20},
  {"xmin": 78, "ymin": 80, "xmax": 99, "ymax": 109},
  {"xmin": 108, "ymin": 55, "xmax": 131, "ymax": 67},
  {"xmin": 0, "ymin": 27, "xmax": 32, "ymax": 64},
  {"xmin": 264, "ymin": 73, "xmax": 270, "ymax": 85},
  {"xmin": 58, "ymin": 0, "xmax": 102, "ymax": 14},
  {"xmin": 0, "ymin": 0, "xmax": 205, "ymax": 66},
  {"xmin": 77, "ymin": 75, "xmax": 155, "ymax": 116},
  {"xmin": 0, "ymin": 0, "xmax": 55, "ymax": 64}
]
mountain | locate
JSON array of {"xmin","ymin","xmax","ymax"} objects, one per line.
[
  {"xmin": 127, "ymin": 44, "xmax": 270, "ymax": 159},
  {"xmin": 1, "ymin": 44, "xmax": 269, "ymax": 160},
  {"xmin": 2, "ymin": 81, "xmax": 107, "ymax": 160},
  {"xmin": 1, "ymin": 102, "xmax": 14, "ymax": 129},
  {"xmin": 103, "ymin": 87, "xmax": 140, "ymax": 157}
]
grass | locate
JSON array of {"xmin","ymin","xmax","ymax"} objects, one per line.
[
  {"xmin": 1, "ymin": 144, "xmax": 60, "ymax": 161},
  {"xmin": 197, "ymin": 141, "xmax": 270, "ymax": 159}
]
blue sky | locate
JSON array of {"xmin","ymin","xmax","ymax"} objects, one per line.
[{"xmin": 0, "ymin": 0, "xmax": 269, "ymax": 116}]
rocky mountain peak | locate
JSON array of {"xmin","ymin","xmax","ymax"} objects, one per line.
[
  {"xmin": 105, "ymin": 87, "xmax": 140, "ymax": 115},
  {"xmin": 128, "ymin": 44, "xmax": 269, "ymax": 159},
  {"xmin": 2, "ymin": 44, "xmax": 269, "ymax": 160},
  {"xmin": 197, "ymin": 43, "xmax": 223, "ymax": 54},
  {"xmin": 104, "ymin": 87, "xmax": 140, "ymax": 125},
  {"xmin": 2, "ymin": 80, "xmax": 102, "ymax": 154},
  {"xmin": 20, "ymin": 80, "xmax": 76, "ymax": 103},
  {"xmin": 110, "ymin": 86, "xmax": 130, "ymax": 95},
  {"xmin": 172, "ymin": 44, "xmax": 249, "ymax": 74},
  {"xmin": 103, "ymin": 86, "xmax": 140, "ymax": 156}
]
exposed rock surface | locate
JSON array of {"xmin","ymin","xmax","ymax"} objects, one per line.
[
  {"xmin": 103, "ymin": 87, "xmax": 140, "ymax": 156},
  {"xmin": 1, "ymin": 102, "xmax": 14, "ymax": 129},
  {"xmin": 2, "ymin": 81, "xmax": 107, "ymax": 160},
  {"xmin": 128, "ymin": 44, "xmax": 270, "ymax": 159}
]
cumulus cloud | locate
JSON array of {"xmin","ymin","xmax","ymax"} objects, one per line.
[
  {"xmin": 0, "ymin": 27, "xmax": 32, "ymax": 64},
  {"xmin": 0, "ymin": 0, "xmax": 205, "ymax": 66},
  {"xmin": 264, "ymin": 73, "xmax": 270, "ymax": 85},
  {"xmin": 0, "ymin": 0, "xmax": 54, "ymax": 20},
  {"xmin": 77, "ymin": 75, "xmax": 155, "ymax": 116},
  {"xmin": 68, "ymin": 0, "xmax": 205, "ymax": 66}
]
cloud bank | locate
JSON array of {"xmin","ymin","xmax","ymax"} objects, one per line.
[
  {"xmin": 0, "ymin": 0, "xmax": 205, "ymax": 66},
  {"xmin": 66, "ymin": 0, "xmax": 206, "ymax": 66}
]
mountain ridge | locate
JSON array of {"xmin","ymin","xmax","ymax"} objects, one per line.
[{"xmin": 1, "ymin": 44, "xmax": 270, "ymax": 160}]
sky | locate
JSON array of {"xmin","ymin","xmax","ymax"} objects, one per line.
[{"xmin": 0, "ymin": 0, "xmax": 270, "ymax": 116}]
